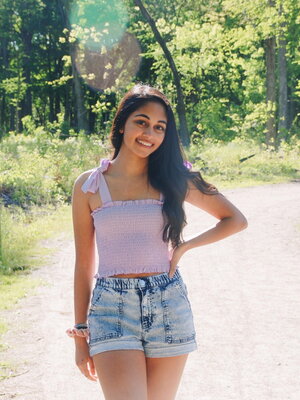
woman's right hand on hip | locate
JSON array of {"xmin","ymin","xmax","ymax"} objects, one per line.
[{"xmin": 75, "ymin": 338, "xmax": 98, "ymax": 382}]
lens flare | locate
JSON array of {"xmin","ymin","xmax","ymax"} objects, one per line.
[
  {"xmin": 75, "ymin": 32, "xmax": 141, "ymax": 90},
  {"xmin": 70, "ymin": 0, "xmax": 128, "ymax": 51},
  {"xmin": 70, "ymin": 0, "xmax": 141, "ymax": 90}
]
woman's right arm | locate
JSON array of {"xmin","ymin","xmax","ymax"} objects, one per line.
[{"xmin": 72, "ymin": 173, "xmax": 98, "ymax": 381}]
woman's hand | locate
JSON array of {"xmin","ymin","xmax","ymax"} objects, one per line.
[
  {"xmin": 169, "ymin": 243, "xmax": 188, "ymax": 278},
  {"xmin": 75, "ymin": 338, "xmax": 98, "ymax": 381}
]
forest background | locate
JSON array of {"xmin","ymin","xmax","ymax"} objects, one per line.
[
  {"xmin": 1, "ymin": 0, "xmax": 300, "ymax": 143},
  {"xmin": 0, "ymin": 0, "xmax": 300, "ymax": 348}
]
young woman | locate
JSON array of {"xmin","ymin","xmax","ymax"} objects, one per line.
[{"xmin": 68, "ymin": 84, "xmax": 247, "ymax": 400}]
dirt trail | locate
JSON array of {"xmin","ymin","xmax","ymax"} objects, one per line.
[{"xmin": 1, "ymin": 182, "xmax": 300, "ymax": 400}]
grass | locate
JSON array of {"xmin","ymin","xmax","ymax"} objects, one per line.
[
  {"xmin": 187, "ymin": 137, "xmax": 300, "ymax": 190},
  {"xmin": 0, "ymin": 274, "xmax": 44, "ymax": 311},
  {"xmin": 0, "ymin": 361, "xmax": 17, "ymax": 381},
  {"xmin": 0, "ymin": 319, "xmax": 7, "ymax": 350},
  {"xmin": 0, "ymin": 131, "xmax": 107, "ymax": 208},
  {"xmin": 0, "ymin": 132, "xmax": 299, "ymax": 379},
  {"xmin": 0, "ymin": 133, "xmax": 299, "ymax": 344},
  {"xmin": 0, "ymin": 204, "xmax": 72, "ymax": 303},
  {"xmin": 0, "ymin": 204, "xmax": 72, "ymax": 275},
  {"xmin": 0, "ymin": 204, "xmax": 72, "ymax": 372},
  {"xmin": 1, "ymin": 133, "xmax": 299, "ymax": 206}
]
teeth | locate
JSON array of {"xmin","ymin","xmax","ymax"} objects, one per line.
[{"xmin": 137, "ymin": 139, "xmax": 153, "ymax": 147}]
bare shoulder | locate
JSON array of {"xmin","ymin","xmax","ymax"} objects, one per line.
[
  {"xmin": 185, "ymin": 179, "xmax": 220, "ymax": 204},
  {"xmin": 72, "ymin": 169, "xmax": 96, "ymax": 211},
  {"xmin": 72, "ymin": 169, "xmax": 96, "ymax": 257},
  {"xmin": 185, "ymin": 179, "xmax": 246, "ymax": 221},
  {"xmin": 72, "ymin": 169, "xmax": 95, "ymax": 216},
  {"xmin": 74, "ymin": 169, "xmax": 94, "ymax": 189}
]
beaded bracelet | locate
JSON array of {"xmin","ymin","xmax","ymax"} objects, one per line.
[
  {"xmin": 75, "ymin": 323, "xmax": 88, "ymax": 329},
  {"xmin": 66, "ymin": 323, "xmax": 89, "ymax": 338}
]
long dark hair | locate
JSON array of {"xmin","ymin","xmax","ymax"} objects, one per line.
[{"xmin": 109, "ymin": 84, "xmax": 217, "ymax": 248}]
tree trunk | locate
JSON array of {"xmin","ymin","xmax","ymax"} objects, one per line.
[
  {"xmin": 133, "ymin": 0, "xmax": 190, "ymax": 146},
  {"xmin": 9, "ymin": 105, "xmax": 15, "ymax": 131},
  {"xmin": 264, "ymin": 36, "xmax": 277, "ymax": 146},
  {"xmin": 54, "ymin": 58, "xmax": 63, "ymax": 118},
  {"xmin": 70, "ymin": 49, "xmax": 89, "ymax": 133},
  {"xmin": 0, "ymin": 95, "xmax": 5, "ymax": 136},
  {"xmin": 0, "ymin": 37, "xmax": 9, "ymax": 133},
  {"xmin": 16, "ymin": 57, "xmax": 23, "ymax": 132},
  {"xmin": 54, "ymin": 89, "xmax": 61, "ymax": 118},
  {"xmin": 49, "ymin": 87, "xmax": 55, "ymax": 123},
  {"xmin": 21, "ymin": 30, "xmax": 33, "ymax": 117},
  {"xmin": 277, "ymin": 6, "xmax": 288, "ymax": 141},
  {"xmin": 288, "ymin": 89, "xmax": 296, "ymax": 130},
  {"xmin": 64, "ymin": 77, "xmax": 72, "ymax": 127},
  {"xmin": 58, "ymin": 0, "xmax": 88, "ymax": 133},
  {"xmin": 47, "ymin": 37, "xmax": 55, "ymax": 123},
  {"xmin": 87, "ymin": 89, "xmax": 97, "ymax": 134}
]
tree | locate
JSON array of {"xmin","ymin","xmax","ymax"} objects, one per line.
[
  {"xmin": 133, "ymin": 0, "xmax": 190, "ymax": 146},
  {"xmin": 58, "ymin": 0, "xmax": 89, "ymax": 133},
  {"xmin": 264, "ymin": 36, "xmax": 277, "ymax": 145},
  {"xmin": 0, "ymin": 0, "xmax": 299, "ymax": 142}
]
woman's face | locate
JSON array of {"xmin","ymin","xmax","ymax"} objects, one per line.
[{"xmin": 121, "ymin": 101, "xmax": 167, "ymax": 158}]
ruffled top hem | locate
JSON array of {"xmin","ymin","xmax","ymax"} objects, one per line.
[
  {"xmin": 91, "ymin": 198, "xmax": 163, "ymax": 216},
  {"xmin": 94, "ymin": 265, "xmax": 171, "ymax": 279}
]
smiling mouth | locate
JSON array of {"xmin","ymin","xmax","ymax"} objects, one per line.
[{"xmin": 136, "ymin": 139, "xmax": 153, "ymax": 148}]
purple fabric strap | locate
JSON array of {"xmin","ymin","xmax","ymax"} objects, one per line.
[
  {"xmin": 82, "ymin": 158, "xmax": 164, "ymax": 202},
  {"xmin": 80, "ymin": 159, "xmax": 170, "ymax": 278},
  {"xmin": 98, "ymin": 170, "xmax": 112, "ymax": 203},
  {"xmin": 81, "ymin": 158, "xmax": 112, "ymax": 203}
]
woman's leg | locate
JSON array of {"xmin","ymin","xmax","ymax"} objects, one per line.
[
  {"xmin": 146, "ymin": 354, "xmax": 189, "ymax": 400},
  {"xmin": 92, "ymin": 350, "xmax": 147, "ymax": 400}
]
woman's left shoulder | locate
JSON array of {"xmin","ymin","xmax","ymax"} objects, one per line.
[
  {"xmin": 185, "ymin": 179, "xmax": 219, "ymax": 203},
  {"xmin": 185, "ymin": 179, "xmax": 247, "ymax": 226}
]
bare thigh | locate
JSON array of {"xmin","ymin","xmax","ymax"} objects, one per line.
[
  {"xmin": 146, "ymin": 354, "xmax": 189, "ymax": 400},
  {"xmin": 92, "ymin": 350, "xmax": 147, "ymax": 400}
]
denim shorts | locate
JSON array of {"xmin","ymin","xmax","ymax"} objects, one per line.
[{"xmin": 87, "ymin": 270, "xmax": 197, "ymax": 358}]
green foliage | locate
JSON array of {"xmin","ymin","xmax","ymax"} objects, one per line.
[
  {"xmin": 0, "ymin": 131, "xmax": 107, "ymax": 208},
  {"xmin": 0, "ymin": 0, "xmax": 299, "ymax": 141},
  {"xmin": 0, "ymin": 140, "xmax": 59, "ymax": 207},
  {"xmin": 0, "ymin": 77, "xmax": 27, "ymax": 107},
  {"xmin": 0, "ymin": 132, "xmax": 299, "ymax": 277},
  {"xmin": 70, "ymin": 0, "xmax": 129, "ymax": 51},
  {"xmin": 129, "ymin": 0, "xmax": 300, "ymax": 143},
  {"xmin": 0, "ymin": 202, "xmax": 71, "ymax": 275},
  {"xmin": 187, "ymin": 136, "xmax": 300, "ymax": 188},
  {"xmin": 0, "ymin": 204, "xmax": 73, "ymax": 357},
  {"xmin": 190, "ymin": 99, "xmax": 239, "ymax": 141},
  {"xmin": 0, "ymin": 131, "xmax": 106, "ymax": 273}
]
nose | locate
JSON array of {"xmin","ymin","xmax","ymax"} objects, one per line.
[{"xmin": 143, "ymin": 125, "xmax": 155, "ymax": 136}]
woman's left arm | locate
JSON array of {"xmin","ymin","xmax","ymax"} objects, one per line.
[{"xmin": 169, "ymin": 181, "xmax": 248, "ymax": 277}]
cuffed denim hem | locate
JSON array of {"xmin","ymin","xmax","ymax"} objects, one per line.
[
  {"xmin": 88, "ymin": 270, "xmax": 197, "ymax": 359},
  {"xmin": 90, "ymin": 339, "xmax": 144, "ymax": 357},
  {"xmin": 90, "ymin": 339, "xmax": 198, "ymax": 358},
  {"xmin": 144, "ymin": 341, "xmax": 198, "ymax": 358}
]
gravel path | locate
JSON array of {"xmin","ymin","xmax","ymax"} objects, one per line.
[{"xmin": 1, "ymin": 182, "xmax": 300, "ymax": 400}]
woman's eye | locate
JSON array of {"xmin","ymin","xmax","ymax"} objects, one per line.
[{"xmin": 135, "ymin": 120, "xmax": 165, "ymax": 132}]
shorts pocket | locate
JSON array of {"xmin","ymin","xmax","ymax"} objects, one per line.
[
  {"xmin": 89, "ymin": 285, "xmax": 105, "ymax": 308},
  {"xmin": 88, "ymin": 286, "xmax": 124, "ymax": 344},
  {"xmin": 175, "ymin": 280, "xmax": 192, "ymax": 306},
  {"xmin": 162, "ymin": 280, "xmax": 196, "ymax": 344}
]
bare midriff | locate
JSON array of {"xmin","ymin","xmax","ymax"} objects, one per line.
[{"xmin": 109, "ymin": 272, "xmax": 164, "ymax": 278}]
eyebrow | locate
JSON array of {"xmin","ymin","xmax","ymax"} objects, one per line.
[{"xmin": 134, "ymin": 113, "xmax": 167, "ymax": 125}]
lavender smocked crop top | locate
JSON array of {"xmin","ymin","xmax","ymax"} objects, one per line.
[{"xmin": 81, "ymin": 158, "xmax": 171, "ymax": 278}]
